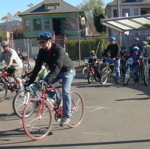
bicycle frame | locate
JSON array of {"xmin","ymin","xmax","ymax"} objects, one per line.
[
  {"xmin": 0, "ymin": 69, "xmax": 18, "ymax": 92},
  {"xmin": 22, "ymin": 82, "xmax": 85, "ymax": 140},
  {"xmin": 103, "ymin": 58, "xmax": 114, "ymax": 77}
]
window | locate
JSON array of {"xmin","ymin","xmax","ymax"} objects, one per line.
[
  {"xmin": 134, "ymin": 8, "xmax": 139, "ymax": 16},
  {"xmin": 122, "ymin": 9, "xmax": 130, "ymax": 17},
  {"xmin": 45, "ymin": 4, "xmax": 58, "ymax": 11},
  {"xmin": 24, "ymin": 19, "xmax": 30, "ymax": 32},
  {"xmin": 141, "ymin": 8, "xmax": 150, "ymax": 15},
  {"xmin": 113, "ymin": 9, "xmax": 118, "ymax": 17},
  {"xmin": 33, "ymin": 19, "xmax": 42, "ymax": 31},
  {"xmin": 44, "ymin": 18, "xmax": 51, "ymax": 30}
]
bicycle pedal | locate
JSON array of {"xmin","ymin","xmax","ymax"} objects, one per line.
[{"xmin": 48, "ymin": 131, "xmax": 53, "ymax": 136}]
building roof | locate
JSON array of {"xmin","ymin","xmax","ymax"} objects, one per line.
[
  {"xmin": 19, "ymin": 0, "xmax": 83, "ymax": 16},
  {"xmin": 101, "ymin": 14, "xmax": 150, "ymax": 33},
  {"xmin": 107, "ymin": 0, "xmax": 150, "ymax": 5}
]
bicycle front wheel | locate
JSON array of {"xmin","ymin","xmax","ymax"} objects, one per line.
[
  {"xmin": 13, "ymin": 91, "xmax": 33, "ymax": 118},
  {"xmin": 82, "ymin": 67, "xmax": 88, "ymax": 78},
  {"xmin": 100, "ymin": 68, "xmax": 108, "ymax": 85},
  {"xmin": 87, "ymin": 71, "xmax": 96, "ymax": 84},
  {"xmin": 67, "ymin": 91, "xmax": 85, "ymax": 128},
  {"xmin": 144, "ymin": 66, "xmax": 149, "ymax": 86},
  {"xmin": 0, "ymin": 81, "xmax": 8, "ymax": 102},
  {"xmin": 22, "ymin": 98, "xmax": 53, "ymax": 140}
]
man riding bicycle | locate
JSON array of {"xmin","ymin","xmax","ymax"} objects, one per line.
[
  {"xmin": 0, "ymin": 41, "xmax": 23, "ymax": 90},
  {"xmin": 25, "ymin": 32, "xmax": 75, "ymax": 127}
]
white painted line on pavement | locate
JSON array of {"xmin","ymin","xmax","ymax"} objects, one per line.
[
  {"xmin": 80, "ymin": 132, "xmax": 112, "ymax": 136},
  {"xmin": 85, "ymin": 106, "xmax": 111, "ymax": 113}
]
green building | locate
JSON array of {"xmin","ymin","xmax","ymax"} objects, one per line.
[{"xmin": 19, "ymin": 0, "xmax": 86, "ymax": 43}]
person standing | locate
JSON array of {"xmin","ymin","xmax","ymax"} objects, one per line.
[
  {"xmin": 25, "ymin": 32, "xmax": 75, "ymax": 127},
  {"xmin": 103, "ymin": 36, "xmax": 121, "ymax": 83}
]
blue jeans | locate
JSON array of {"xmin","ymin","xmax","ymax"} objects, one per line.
[
  {"xmin": 45, "ymin": 70, "xmax": 76, "ymax": 117},
  {"xmin": 113, "ymin": 59, "xmax": 120, "ymax": 81}
]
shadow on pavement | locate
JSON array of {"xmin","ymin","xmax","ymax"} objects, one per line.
[
  {"xmin": 0, "ymin": 113, "xmax": 19, "ymax": 121},
  {"xmin": 1, "ymin": 138, "xmax": 150, "ymax": 148},
  {"xmin": 75, "ymin": 71, "xmax": 150, "ymax": 101}
]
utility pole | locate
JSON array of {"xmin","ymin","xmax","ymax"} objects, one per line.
[
  {"xmin": 117, "ymin": 0, "xmax": 120, "ymax": 17},
  {"xmin": 117, "ymin": 0, "xmax": 121, "ymax": 47}
]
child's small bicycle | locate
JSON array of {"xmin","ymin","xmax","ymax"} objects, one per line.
[{"xmin": 22, "ymin": 82, "xmax": 85, "ymax": 140}]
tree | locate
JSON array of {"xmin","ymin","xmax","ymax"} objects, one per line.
[
  {"xmin": 78, "ymin": 0, "xmax": 105, "ymax": 34},
  {"xmin": 93, "ymin": 8, "xmax": 106, "ymax": 33},
  {"xmin": 1, "ymin": 11, "xmax": 23, "ymax": 39}
]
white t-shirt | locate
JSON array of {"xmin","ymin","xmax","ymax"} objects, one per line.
[{"xmin": 0, "ymin": 48, "xmax": 23, "ymax": 68}]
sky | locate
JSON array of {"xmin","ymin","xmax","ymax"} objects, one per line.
[{"xmin": 0, "ymin": 0, "xmax": 113, "ymax": 21}]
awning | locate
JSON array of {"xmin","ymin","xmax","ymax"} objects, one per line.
[{"xmin": 101, "ymin": 14, "xmax": 150, "ymax": 33}]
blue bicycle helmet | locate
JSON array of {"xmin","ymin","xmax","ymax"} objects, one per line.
[
  {"xmin": 146, "ymin": 36, "xmax": 150, "ymax": 41},
  {"xmin": 1, "ymin": 41, "xmax": 9, "ymax": 47},
  {"xmin": 109, "ymin": 36, "xmax": 116, "ymax": 41},
  {"xmin": 140, "ymin": 41, "xmax": 148, "ymax": 46},
  {"xmin": 132, "ymin": 46, "xmax": 140, "ymax": 51},
  {"xmin": 37, "ymin": 32, "xmax": 52, "ymax": 40},
  {"xmin": 133, "ymin": 37, "xmax": 140, "ymax": 41}
]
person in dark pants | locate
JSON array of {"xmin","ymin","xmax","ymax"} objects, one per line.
[
  {"xmin": 103, "ymin": 36, "xmax": 121, "ymax": 83},
  {"xmin": 25, "ymin": 32, "xmax": 75, "ymax": 127}
]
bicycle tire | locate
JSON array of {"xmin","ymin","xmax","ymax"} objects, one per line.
[
  {"xmin": 123, "ymin": 67, "xmax": 130, "ymax": 86},
  {"xmin": 82, "ymin": 67, "xmax": 88, "ymax": 78},
  {"xmin": 144, "ymin": 66, "xmax": 149, "ymax": 86},
  {"xmin": 23, "ymin": 61, "xmax": 31, "ymax": 71},
  {"xmin": 0, "ymin": 81, "xmax": 8, "ymax": 102},
  {"xmin": 22, "ymin": 98, "xmax": 53, "ymax": 140},
  {"xmin": 87, "ymin": 71, "xmax": 96, "ymax": 84},
  {"xmin": 67, "ymin": 90, "xmax": 85, "ymax": 128},
  {"xmin": 100, "ymin": 67, "xmax": 108, "ymax": 85},
  {"xmin": 13, "ymin": 91, "xmax": 34, "ymax": 118}
]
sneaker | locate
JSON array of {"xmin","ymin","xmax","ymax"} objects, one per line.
[
  {"xmin": 115, "ymin": 80, "xmax": 120, "ymax": 84},
  {"xmin": 48, "ymin": 98, "xmax": 56, "ymax": 106},
  {"xmin": 60, "ymin": 117, "xmax": 70, "ymax": 127},
  {"xmin": 19, "ymin": 85, "xmax": 24, "ymax": 91}
]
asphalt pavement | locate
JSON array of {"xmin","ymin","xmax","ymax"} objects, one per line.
[{"xmin": 1, "ymin": 67, "xmax": 150, "ymax": 149}]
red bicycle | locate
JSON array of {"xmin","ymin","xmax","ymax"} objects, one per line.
[{"xmin": 22, "ymin": 83, "xmax": 85, "ymax": 140}]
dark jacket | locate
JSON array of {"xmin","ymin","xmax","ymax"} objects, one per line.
[
  {"xmin": 29, "ymin": 43, "xmax": 74, "ymax": 84},
  {"xmin": 103, "ymin": 43, "xmax": 120, "ymax": 59}
]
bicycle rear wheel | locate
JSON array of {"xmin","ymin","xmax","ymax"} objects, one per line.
[
  {"xmin": 13, "ymin": 91, "xmax": 34, "ymax": 118},
  {"xmin": 22, "ymin": 98, "xmax": 53, "ymax": 140},
  {"xmin": 0, "ymin": 81, "xmax": 8, "ymax": 102},
  {"xmin": 67, "ymin": 91, "xmax": 85, "ymax": 128},
  {"xmin": 23, "ymin": 61, "xmax": 31, "ymax": 71}
]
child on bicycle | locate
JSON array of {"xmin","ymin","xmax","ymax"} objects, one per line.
[
  {"xmin": 88, "ymin": 50, "xmax": 101, "ymax": 77},
  {"xmin": 127, "ymin": 46, "xmax": 141, "ymax": 84},
  {"xmin": 24, "ymin": 57, "xmax": 48, "ymax": 81},
  {"xmin": 140, "ymin": 41, "xmax": 150, "ymax": 78}
]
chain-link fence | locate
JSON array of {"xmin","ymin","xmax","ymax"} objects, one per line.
[
  {"xmin": 11, "ymin": 37, "xmax": 106, "ymax": 61},
  {"xmin": 7, "ymin": 31, "xmax": 150, "ymax": 61}
]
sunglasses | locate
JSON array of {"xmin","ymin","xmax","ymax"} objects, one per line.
[
  {"xmin": 2, "ymin": 46, "xmax": 8, "ymax": 48},
  {"xmin": 38, "ymin": 41, "xmax": 47, "ymax": 44}
]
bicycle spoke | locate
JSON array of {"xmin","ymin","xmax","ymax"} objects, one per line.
[{"xmin": 22, "ymin": 98, "xmax": 53, "ymax": 140}]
